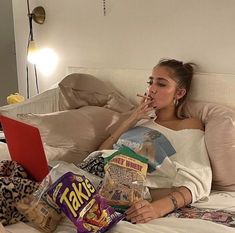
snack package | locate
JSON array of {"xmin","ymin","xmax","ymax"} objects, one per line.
[
  {"xmin": 78, "ymin": 151, "xmax": 105, "ymax": 178},
  {"xmin": 47, "ymin": 172, "xmax": 124, "ymax": 233},
  {"xmin": 15, "ymin": 174, "xmax": 63, "ymax": 233},
  {"xmin": 99, "ymin": 146, "xmax": 148, "ymax": 212},
  {"xmin": 48, "ymin": 161, "xmax": 102, "ymax": 189},
  {"xmin": 16, "ymin": 162, "xmax": 104, "ymax": 232},
  {"xmin": 7, "ymin": 93, "xmax": 25, "ymax": 104}
]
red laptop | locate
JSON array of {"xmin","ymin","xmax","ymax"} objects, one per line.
[{"xmin": 0, "ymin": 115, "xmax": 49, "ymax": 182}]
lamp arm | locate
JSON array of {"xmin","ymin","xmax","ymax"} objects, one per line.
[
  {"xmin": 28, "ymin": 14, "xmax": 34, "ymax": 40},
  {"xmin": 26, "ymin": 0, "xmax": 34, "ymax": 41},
  {"xmin": 26, "ymin": 0, "xmax": 30, "ymax": 15}
]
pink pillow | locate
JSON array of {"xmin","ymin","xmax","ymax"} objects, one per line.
[
  {"xmin": 184, "ymin": 101, "xmax": 235, "ymax": 191},
  {"xmin": 58, "ymin": 73, "xmax": 134, "ymax": 113},
  {"xmin": 17, "ymin": 106, "xmax": 131, "ymax": 164}
]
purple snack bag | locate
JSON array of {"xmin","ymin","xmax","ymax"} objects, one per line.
[{"xmin": 47, "ymin": 172, "xmax": 123, "ymax": 233}]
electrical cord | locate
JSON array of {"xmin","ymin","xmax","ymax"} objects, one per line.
[
  {"xmin": 26, "ymin": 0, "xmax": 40, "ymax": 98},
  {"xmin": 34, "ymin": 64, "xmax": 39, "ymax": 94},
  {"xmin": 26, "ymin": 32, "xmax": 30, "ymax": 99}
]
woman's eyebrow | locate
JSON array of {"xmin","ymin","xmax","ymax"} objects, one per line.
[
  {"xmin": 158, "ymin": 77, "xmax": 169, "ymax": 82},
  {"xmin": 149, "ymin": 76, "xmax": 169, "ymax": 82}
]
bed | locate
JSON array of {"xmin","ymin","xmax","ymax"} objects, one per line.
[{"xmin": 1, "ymin": 67, "xmax": 235, "ymax": 233}]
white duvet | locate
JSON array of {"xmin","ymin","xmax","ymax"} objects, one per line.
[
  {"xmin": 3, "ymin": 218, "xmax": 235, "ymax": 233},
  {"xmin": 3, "ymin": 195, "xmax": 235, "ymax": 233},
  {"xmin": 1, "ymin": 142, "xmax": 235, "ymax": 233},
  {"xmin": 2, "ymin": 186, "xmax": 235, "ymax": 233},
  {"xmin": 0, "ymin": 142, "xmax": 10, "ymax": 160}
]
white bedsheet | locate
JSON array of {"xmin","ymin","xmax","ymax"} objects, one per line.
[
  {"xmin": 0, "ymin": 142, "xmax": 10, "ymax": 160},
  {"xmin": 4, "ymin": 217, "xmax": 235, "ymax": 233},
  {"xmin": 3, "ymin": 190, "xmax": 235, "ymax": 233}
]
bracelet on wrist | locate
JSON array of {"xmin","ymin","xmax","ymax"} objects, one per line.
[
  {"xmin": 174, "ymin": 190, "xmax": 186, "ymax": 207},
  {"xmin": 172, "ymin": 187, "xmax": 187, "ymax": 207},
  {"xmin": 168, "ymin": 193, "xmax": 178, "ymax": 211}
]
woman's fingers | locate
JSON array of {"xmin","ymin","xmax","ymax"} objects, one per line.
[
  {"xmin": 130, "ymin": 213, "xmax": 154, "ymax": 224},
  {"xmin": 129, "ymin": 99, "xmax": 156, "ymax": 122},
  {"xmin": 140, "ymin": 107, "xmax": 156, "ymax": 119},
  {"xmin": 141, "ymin": 99, "xmax": 153, "ymax": 108},
  {"xmin": 137, "ymin": 217, "xmax": 153, "ymax": 224},
  {"xmin": 137, "ymin": 93, "xmax": 151, "ymax": 104},
  {"xmin": 125, "ymin": 201, "xmax": 156, "ymax": 224},
  {"xmin": 138, "ymin": 101, "xmax": 154, "ymax": 113},
  {"xmin": 125, "ymin": 200, "xmax": 149, "ymax": 215}
]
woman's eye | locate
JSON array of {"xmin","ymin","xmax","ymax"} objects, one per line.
[
  {"xmin": 157, "ymin": 82, "xmax": 166, "ymax": 87},
  {"xmin": 147, "ymin": 80, "xmax": 153, "ymax": 85}
]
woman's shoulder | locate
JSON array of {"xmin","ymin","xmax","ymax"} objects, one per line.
[{"xmin": 179, "ymin": 117, "xmax": 204, "ymax": 131}]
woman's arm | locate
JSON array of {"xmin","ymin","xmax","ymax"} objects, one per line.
[
  {"xmin": 98, "ymin": 119, "xmax": 136, "ymax": 150},
  {"xmin": 99, "ymin": 100, "xmax": 154, "ymax": 150},
  {"xmin": 125, "ymin": 186, "xmax": 192, "ymax": 223},
  {"xmin": 151, "ymin": 186, "xmax": 192, "ymax": 215}
]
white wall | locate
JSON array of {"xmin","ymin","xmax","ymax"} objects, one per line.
[
  {"xmin": 0, "ymin": 0, "xmax": 18, "ymax": 106},
  {"xmin": 12, "ymin": 0, "xmax": 235, "ymax": 98}
]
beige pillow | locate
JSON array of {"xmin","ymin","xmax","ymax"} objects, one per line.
[
  {"xmin": 17, "ymin": 106, "xmax": 130, "ymax": 164},
  {"xmin": 184, "ymin": 101, "xmax": 235, "ymax": 191},
  {"xmin": 59, "ymin": 73, "xmax": 134, "ymax": 113}
]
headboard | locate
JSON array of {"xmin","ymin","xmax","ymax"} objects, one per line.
[{"xmin": 68, "ymin": 66, "xmax": 235, "ymax": 109}]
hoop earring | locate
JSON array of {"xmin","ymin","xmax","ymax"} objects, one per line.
[{"xmin": 174, "ymin": 98, "xmax": 179, "ymax": 106}]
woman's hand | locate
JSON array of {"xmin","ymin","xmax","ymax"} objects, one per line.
[
  {"xmin": 125, "ymin": 200, "xmax": 161, "ymax": 224},
  {"xmin": 98, "ymin": 97, "xmax": 156, "ymax": 150},
  {"xmin": 125, "ymin": 100, "xmax": 156, "ymax": 128}
]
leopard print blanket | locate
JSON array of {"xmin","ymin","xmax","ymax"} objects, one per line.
[{"xmin": 0, "ymin": 160, "xmax": 39, "ymax": 226}]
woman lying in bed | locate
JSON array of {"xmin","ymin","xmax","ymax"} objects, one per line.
[{"xmin": 99, "ymin": 59, "xmax": 212, "ymax": 224}]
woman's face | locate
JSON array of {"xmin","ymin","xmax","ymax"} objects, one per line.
[{"xmin": 147, "ymin": 66, "xmax": 178, "ymax": 109}]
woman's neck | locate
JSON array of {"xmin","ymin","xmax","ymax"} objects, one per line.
[{"xmin": 155, "ymin": 106, "xmax": 177, "ymax": 122}]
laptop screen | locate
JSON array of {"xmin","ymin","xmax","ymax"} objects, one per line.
[{"xmin": 0, "ymin": 115, "xmax": 49, "ymax": 182}]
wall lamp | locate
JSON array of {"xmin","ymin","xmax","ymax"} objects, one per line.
[
  {"xmin": 27, "ymin": 3, "xmax": 46, "ymax": 64},
  {"xmin": 26, "ymin": 0, "xmax": 46, "ymax": 98}
]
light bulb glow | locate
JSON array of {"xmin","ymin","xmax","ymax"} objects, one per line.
[
  {"xmin": 27, "ymin": 40, "xmax": 39, "ymax": 64},
  {"xmin": 36, "ymin": 48, "xmax": 58, "ymax": 76}
]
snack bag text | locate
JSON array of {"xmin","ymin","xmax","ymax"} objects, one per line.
[
  {"xmin": 47, "ymin": 172, "xmax": 123, "ymax": 233},
  {"xmin": 100, "ymin": 146, "xmax": 148, "ymax": 212}
]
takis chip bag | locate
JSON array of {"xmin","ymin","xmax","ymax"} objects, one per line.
[{"xmin": 47, "ymin": 172, "xmax": 123, "ymax": 233}]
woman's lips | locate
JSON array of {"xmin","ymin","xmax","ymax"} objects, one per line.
[{"xmin": 148, "ymin": 95, "xmax": 154, "ymax": 101}]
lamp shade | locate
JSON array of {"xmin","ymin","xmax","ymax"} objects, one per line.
[{"xmin": 27, "ymin": 40, "xmax": 38, "ymax": 64}]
